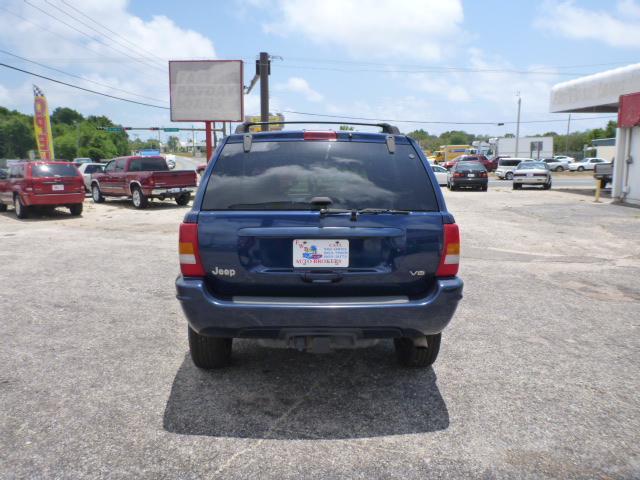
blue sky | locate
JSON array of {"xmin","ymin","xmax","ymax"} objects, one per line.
[{"xmin": 1, "ymin": 0, "xmax": 638, "ymax": 143}]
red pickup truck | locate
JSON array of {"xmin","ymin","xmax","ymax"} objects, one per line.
[
  {"xmin": 0, "ymin": 161, "xmax": 85, "ymax": 219},
  {"xmin": 90, "ymin": 156, "xmax": 197, "ymax": 208}
]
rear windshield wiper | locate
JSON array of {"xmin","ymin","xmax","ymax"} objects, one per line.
[{"xmin": 357, "ymin": 208, "xmax": 410, "ymax": 215}]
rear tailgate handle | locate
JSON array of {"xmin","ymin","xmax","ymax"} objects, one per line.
[{"xmin": 302, "ymin": 272, "xmax": 342, "ymax": 284}]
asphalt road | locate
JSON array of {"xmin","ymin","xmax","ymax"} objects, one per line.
[{"xmin": 1, "ymin": 185, "xmax": 639, "ymax": 478}]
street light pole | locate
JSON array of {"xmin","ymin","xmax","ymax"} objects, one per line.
[{"xmin": 515, "ymin": 93, "xmax": 521, "ymax": 157}]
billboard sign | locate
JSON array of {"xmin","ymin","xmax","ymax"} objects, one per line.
[{"xmin": 169, "ymin": 60, "xmax": 243, "ymax": 122}]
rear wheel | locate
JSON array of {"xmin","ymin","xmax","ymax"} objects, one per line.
[
  {"xmin": 188, "ymin": 326, "xmax": 232, "ymax": 369},
  {"xmin": 131, "ymin": 186, "xmax": 148, "ymax": 209},
  {"xmin": 555, "ymin": 166, "xmax": 564, "ymax": 172},
  {"xmin": 175, "ymin": 193, "xmax": 191, "ymax": 206},
  {"xmin": 394, "ymin": 334, "xmax": 441, "ymax": 368},
  {"xmin": 513, "ymin": 183, "xmax": 521, "ymax": 190},
  {"xmin": 577, "ymin": 166, "xmax": 585, "ymax": 172},
  {"xmin": 481, "ymin": 185, "xmax": 488, "ymax": 191},
  {"xmin": 69, "ymin": 203, "xmax": 83, "ymax": 216},
  {"xmin": 506, "ymin": 172, "xmax": 514, "ymax": 180},
  {"xmin": 14, "ymin": 195, "xmax": 28, "ymax": 219},
  {"xmin": 91, "ymin": 184, "xmax": 104, "ymax": 203}
]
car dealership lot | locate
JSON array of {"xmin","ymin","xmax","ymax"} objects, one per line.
[{"xmin": 1, "ymin": 186, "xmax": 639, "ymax": 479}]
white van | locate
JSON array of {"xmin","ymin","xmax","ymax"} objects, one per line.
[{"xmin": 495, "ymin": 158, "xmax": 531, "ymax": 180}]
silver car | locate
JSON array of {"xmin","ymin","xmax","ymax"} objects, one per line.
[
  {"xmin": 541, "ymin": 157, "xmax": 570, "ymax": 172},
  {"xmin": 495, "ymin": 158, "xmax": 530, "ymax": 180},
  {"xmin": 512, "ymin": 161, "xmax": 552, "ymax": 190}
]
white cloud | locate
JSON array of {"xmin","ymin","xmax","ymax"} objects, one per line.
[
  {"xmin": 275, "ymin": 77, "xmax": 323, "ymax": 102},
  {"xmin": 535, "ymin": 0, "xmax": 640, "ymax": 47},
  {"xmin": 263, "ymin": 0, "xmax": 464, "ymax": 60},
  {"xmin": 0, "ymin": 0, "xmax": 216, "ymax": 122}
]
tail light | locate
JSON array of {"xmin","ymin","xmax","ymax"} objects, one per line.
[
  {"xmin": 436, "ymin": 223, "xmax": 460, "ymax": 277},
  {"xmin": 453, "ymin": 172, "xmax": 463, "ymax": 177},
  {"xmin": 479, "ymin": 172, "xmax": 487, "ymax": 177},
  {"xmin": 24, "ymin": 180, "xmax": 34, "ymax": 192},
  {"xmin": 179, "ymin": 223, "xmax": 205, "ymax": 277}
]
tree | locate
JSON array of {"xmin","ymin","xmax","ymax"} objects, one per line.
[
  {"xmin": 0, "ymin": 117, "xmax": 34, "ymax": 158},
  {"xmin": 166, "ymin": 135, "xmax": 180, "ymax": 151},
  {"xmin": 51, "ymin": 107, "xmax": 84, "ymax": 125}
]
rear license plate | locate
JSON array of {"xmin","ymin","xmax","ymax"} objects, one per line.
[
  {"xmin": 527, "ymin": 173, "xmax": 533, "ymax": 177},
  {"xmin": 293, "ymin": 239, "xmax": 349, "ymax": 268},
  {"xmin": 468, "ymin": 174, "xmax": 475, "ymax": 178},
  {"xmin": 52, "ymin": 184, "xmax": 64, "ymax": 191}
]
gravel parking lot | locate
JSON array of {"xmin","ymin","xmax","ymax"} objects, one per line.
[{"xmin": 1, "ymin": 185, "xmax": 639, "ymax": 479}]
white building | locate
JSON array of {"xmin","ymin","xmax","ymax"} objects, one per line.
[{"xmin": 550, "ymin": 63, "xmax": 640, "ymax": 206}]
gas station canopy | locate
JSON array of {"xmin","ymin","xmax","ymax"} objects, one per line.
[{"xmin": 550, "ymin": 63, "xmax": 640, "ymax": 113}]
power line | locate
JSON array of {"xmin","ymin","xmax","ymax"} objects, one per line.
[
  {"xmin": 0, "ymin": 48, "xmax": 168, "ymax": 103},
  {"xmin": 0, "ymin": 62, "xmax": 170, "ymax": 109},
  {"xmin": 281, "ymin": 110, "xmax": 616, "ymax": 126},
  {"xmin": 58, "ymin": 0, "xmax": 165, "ymax": 63},
  {"xmin": 23, "ymin": 0, "xmax": 165, "ymax": 73}
]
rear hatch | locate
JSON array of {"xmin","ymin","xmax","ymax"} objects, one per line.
[
  {"xmin": 30, "ymin": 163, "xmax": 83, "ymax": 194},
  {"xmin": 196, "ymin": 133, "xmax": 445, "ymax": 298}
]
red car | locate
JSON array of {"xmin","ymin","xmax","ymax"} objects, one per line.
[
  {"xmin": 0, "ymin": 161, "xmax": 84, "ymax": 219},
  {"xmin": 90, "ymin": 156, "xmax": 197, "ymax": 208},
  {"xmin": 444, "ymin": 154, "xmax": 493, "ymax": 171}
]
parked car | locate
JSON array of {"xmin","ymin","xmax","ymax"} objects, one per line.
[
  {"xmin": 495, "ymin": 157, "xmax": 529, "ymax": 180},
  {"xmin": 512, "ymin": 161, "xmax": 552, "ymax": 190},
  {"xmin": 450, "ymin": 154, "xmax": 494, "ymax": 172},
  {"xmin": 0, "ymin": 161, "xmax": 84, "ymax": 218},
  {"xmin": 72, "ymin": 157, "xmax": 93, "ymax": 167},
  {"xmin": 447, "ymin": 161, "xmax": 488, "ymax": 191},
  {"xmin": 431, "ymin": 164, "xmax": 448, "ymax": 186},
  {"xmin": 90, "ymin": 156, "xmax": 197, "ymax": 208},
  {"xmin": 541, "ymin": 157, "xmax": 570, "ymax": 172},
  {"xmin": 554, "ymin": 155, "xmax": 575, "ymax": 163},
  {"xmin": 176, "ymin": 124, "xmax": 464, "ymax": 369},
  {"xmin": 568, "ymin": 157, "xmax": 609, "ymax": 172},
  {"xmin": 76, "ymin": 162, "xmax": 105, "ymax": 192}
]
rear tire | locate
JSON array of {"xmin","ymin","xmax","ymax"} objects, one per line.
[
  {"xmin": 131, "ymin": 186, "xmax": 148, "ymax": 209},
  {"xmin": 69, "ymin": 203, "xmax": 83, "ymax": 216},
  {"xmin": 188, "ymin": 326, "xmax": 232, "ymax": 369},
  {"xmin": 506, "ymin": 172, "xmax": 514, "ymax": 180},
  {"xmin": 175, "ymin": 193, "xmax": 191, "ymax": 206},
  {"xmin": 555, "ymin": 166, "xmax": 564, "ymax": 172},
  {"xmin": 0, "ymin": 202, "xmax": 7, "ymax": 212},
  {"xmin": 91, "ymin": 184, "xmax": 105, "ymax": 203},
  {"xmin": 481, "ymin": 185, "xmax": 488, "ymax": 191},
  {"xmin": 513, "ymin": 183, "xmax": 521, "ymax": 190},
  {"xmin": 394, "ymin": 334, "xmax": 441, "ymax": 367},
  {"xmin": 577, "ymin": 166, "xmax": 585, "ymax": 172},
  {"xmin": 14, "ymin": 194, "xmax": 28, "ymax": 219}
]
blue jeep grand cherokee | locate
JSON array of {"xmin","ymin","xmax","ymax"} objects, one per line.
[{"xmin": 176, "ymin": 122, "xmax": 463, "ymax": 369}]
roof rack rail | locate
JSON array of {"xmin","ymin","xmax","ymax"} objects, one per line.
[{"xmin": 234, "ymin": 121, "xmax": 401, "ymax": 135}]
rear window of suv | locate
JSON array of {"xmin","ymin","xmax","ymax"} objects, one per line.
[
  {"xmin": 202, "ymin": 140, "xmax": 438, "ymax": 211},
  {"xmin": 32, "ymin": 164, "xmax": 78, "ymax": 178}
]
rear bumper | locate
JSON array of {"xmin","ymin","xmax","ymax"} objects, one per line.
[
  {"xmin": 175, "ymin": 276, "xmax": 464, "ymax": 338},
  {"xmin": 513, "ymin": 176, "xmax": 548, "ymax": 184},
  {"xmin": 22, "ymin": 192, "xmax": 84, "ymax": 206},
  {"xmin": 148, "ymin": 187, "xmax": 194, "ymax": 197},
  {"xmin": 451, "ymin": 178, "xmax": 487, "ymax": 187}
]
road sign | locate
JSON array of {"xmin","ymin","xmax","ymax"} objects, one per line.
[
  {"xmin": 105, "ymin": 127, "xmax": 123, "ymax": 132},
  {"xmin": 169, "ymin": 60, "xmax": 243, "ymax": 122},
  {"xmin": 163, "ymin": 128, "xmax": 179, "ymax": 132}
]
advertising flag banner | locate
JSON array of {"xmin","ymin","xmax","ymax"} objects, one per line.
[{"xmin": 33, "ymin": 85, "xmax": 55, "ymax": 160}]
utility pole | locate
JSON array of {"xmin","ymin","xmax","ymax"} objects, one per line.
[
  {"xmin": 191, "ymin": 124, "xmax": 195, "ymax": 156},
  {"xmin": 515, "ymin": 92, "xmax": 521, "ymax": 157},
  {"xmin": 565, "ymin": 114, "xmax": 571, "ymax": 154},
  {"xmin": 259, "ymin": 51, "xmax": 270, "ymax": 131}
]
